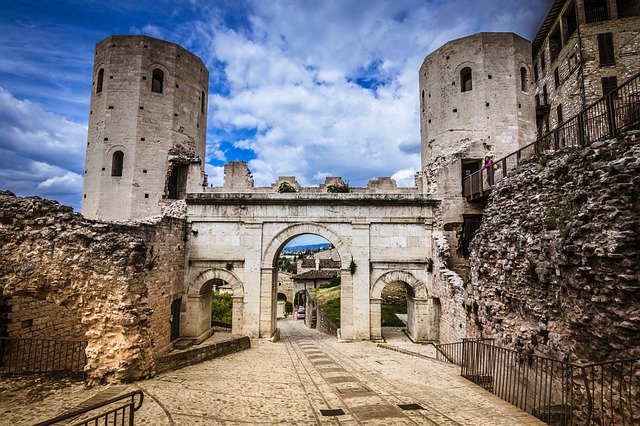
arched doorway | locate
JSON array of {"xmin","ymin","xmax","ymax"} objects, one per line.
[
  {"xmin": 370, "ymin": 271, "xmax": 438, "ymax": 342},
  {"xmin": 262, "ymin": 224, "xmax": 351, "ymax": 339},
  {"xmin": 183, "ymin": 268, "xmax": 244, "ymax": 340}
]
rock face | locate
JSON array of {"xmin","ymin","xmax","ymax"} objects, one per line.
[
  {"xmin": 468, "ymin": 130, "xmax": 640, "ymax": 363},
  {"xmin": 0, "ymin": 192, "xmax": 185, "ymax": 384}
]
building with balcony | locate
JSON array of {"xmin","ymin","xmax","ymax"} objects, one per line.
[{"xmin": 532, "ymin": 0, "xmax": 640, "ymax": 135}]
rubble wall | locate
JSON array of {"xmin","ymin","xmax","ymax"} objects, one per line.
[
  {"xmin": 0, "ymin": 191, "xmax": 185, "ymax": 383},
  {"xmin": 468, "ymin": 130, "xmax": 640, "ymax": 362}
]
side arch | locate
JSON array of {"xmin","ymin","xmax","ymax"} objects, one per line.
[
  {"xmin": 261, "ymin": 222, "xmax": 351, "ymax": 268},
  {"xmin": 371, "ymin": 270, "xmax": 427, "ymax": 300},
  {"xmin": 189, "ymin": 268, "xmax": 244, "ymax": 298},
  {"xmin": 183, "ymin": 268, "xmax": 245, "ymax": 337}
]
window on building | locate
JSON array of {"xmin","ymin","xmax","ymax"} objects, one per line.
[
  {"xmin": 584, "ymin": 0, "xmax": 610, "ymax": 23},
  {"xmin": 96, "ymin": 68, "xmax": 104, "ymax": 94},
  {"xmin": 151, "ymin": 68, "xmax": 164, "ymax": 93},
  {"xmin": 543, "ymin": 84, "xmax": 549, "ymax": 105},
  {"xmin": 534, "ymin": 62, "xmax": 539, "ymax": 81},
  {"xmin": 598, "ymin": 32, "xmax": 615, "ymax": 66},
  {"xmin": 564, "ymin": 2, "xmax": 578, "ymax": 41},
  {"xmin": 520, "ymin": 67, "xmax": 528, "ymax": 91},
  {"xmin": 617, "ymin": 0, "xmax": 640, "ymax": 18},
  {"xmin": 541, "ymin": 50, "xmax": 546, "ymax": 71},
  {"xmin": 201, "ymin": 90, "xmax": 205, "ymax": 114},
  {"xmin": 535, "ymin": 93, "xmax": 541, "ymax": 107},
  {"xmin": 557, "ymin": 104, "xmax": 564, "ymax": 124},
  {"xmin": 111, "ymin": 151, "xmax": 124, "ymax": 177},
  {"xmin": 554, "ymin": 68, "xmax": 560, "ymax": 88},
  {"xmin": 460, "ymin": 67, "xmax": 473, "ymax": 92},
  {"xmin": 549, "ymin": 26, "xmax": 562, "ymax": 61},
  {"xmin": 167, "ymin": 164, "xmax": 188, "ymax": 199},
  {"xmin": 602, "ymin": 76, "xmax": 618, "ymax": 96}
]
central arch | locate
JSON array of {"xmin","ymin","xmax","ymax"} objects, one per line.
[{"xmin": 260, "ymin": 223, "xmax": 352, "ymax": 338}]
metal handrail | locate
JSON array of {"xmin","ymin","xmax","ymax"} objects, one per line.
[
  {"xmin": 34, "ymin": 390, "xmax": 144, "ymax": 426},
  {"xmin": 463, "ymin": 70, "xmax": 640, "ymax": 201},
  {"xmin": 437, "ymin": 340, "xmax": 639, "ymax": 425},
  {"xmin": 0, "ymin": 337, "xmax": 87, "ymax": 375}
]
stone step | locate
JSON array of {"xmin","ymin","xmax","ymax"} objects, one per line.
[{"xmin": 173, "ymin": 339, "xmax": 196, "ymax": 350}]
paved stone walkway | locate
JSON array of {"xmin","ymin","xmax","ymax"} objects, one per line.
[{"xmin": 1, "ymin": 319, "xmax": 544, "ymax": 425}]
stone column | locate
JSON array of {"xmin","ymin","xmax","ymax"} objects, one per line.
[
  {"xmin": 181, "ymin": 293, "xmax": 212, "ymax": 341},
  {"xmin": 258, "ymin": 266, "xmax": 277, "ymax": 337},
  {"xmin": 232, "ymin": 296, "xmax": 244, "ymax": 335},
  {"xmin": 242, "ymin": 223, "xmax": 263, "ymax": 338},
  {"xmin": 369, "ymin": 298, "xmax": 382, "ymax": 340},
  {"xmin": 343, "ymin": 222, "xmax": 370, "ymax": 340},
  {"xmin": 410, "ymin": 298, "xmax": 430, "ymax": 342}
]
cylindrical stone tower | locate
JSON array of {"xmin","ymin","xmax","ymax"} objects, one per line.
[
  {"xmin": 82, "ymin": 35, "xmax": 209, "ymax": 221},
  {"xmin": 420, "ymin": 32, "xmax": 534, "ymax": 170}
]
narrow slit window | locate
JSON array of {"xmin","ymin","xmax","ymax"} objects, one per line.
[
  {"xmin": 152, "ymin": 68, "xmax": 164, "ymax": 93},
  {"xmin": 201, "ymin": 90, "xmax": 205, "ymax": 114},
  {"xmin": 520, "ymin": 67, "xmax": 527, "ymax": 91},
  {"xmin": 460, "ymin": 67, "xmax": 472, "ymax": 92},
  {"xmin": 557, "ymin": 104, "xmax": 563, "ymax": 124},
  {"xmin": 96, "ymin": 68, "xmax": 104, "ymax": 94},
  {"xmin": 111, "ymin": 151, "xmax": 124, "ymax": 177},
  {"xmin": 598, "ymin": 33, "xmax": 615, "ymax": 66}
]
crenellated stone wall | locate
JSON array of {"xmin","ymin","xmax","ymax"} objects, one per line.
[
  {"xmin": 467, "ymin": 130, "xmax": 640, "ymax": 363},
  {"xmin": 0, "ymin": 191, "xmax": 186, "ymax": 384}
]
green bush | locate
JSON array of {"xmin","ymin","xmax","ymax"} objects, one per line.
[
  {"xmin": 277, "ymin": 182, "xmax": 297, "ymax": 193},
  {"xmin": 285, "ymin": 301, "xmax": 293, "ymax": 314},
  {"xmin": 323, "ymin": 298, "xmax": 341, "ymax": 327},
  {"xmin": 327, "ymin": 180, "xmax": 349, "ymax": 193},
  {"xmin": 211, "ymin": 292, "xmax": 233, "ymax": 323}
]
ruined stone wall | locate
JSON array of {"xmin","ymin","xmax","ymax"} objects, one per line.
[
  {"xmin": 0, "ymin": 191, "xmax": 186, "ymax": 383},
  {"xmin": 467, "ymin": 130, "xmax": 640, "ymax": 363},
  {"xmin": 5, "ymin": 296, "xmax": 86, "ymax": 341},
  {"xmin": 82, "ymin": 35, "xmax": 209, "ymax": 221}
]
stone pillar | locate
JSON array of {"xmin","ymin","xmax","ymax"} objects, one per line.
[
  {"xmin": 232, "ymin": 296, "xmax": 244, "ymax": 335},
  {"xmin": 369, "ymin": 298, "xmax": 382, "ymax": 340},
  {"xmin": 408, "ymin": 298, "xmax": 429, "ymax": 342},
  {"xmin": 181, "ymin": 294, "xmax": 212, "ymax": 340},
  {"xmin": 242, "ymin": 223, "xmax": 263, "ymax": 338},
  {"xmin": 426, "ymin": 297, "xmax": 441, "ymax": 341},
  {"xmin": 343, "ymin": 223, "xmax": 371, "ymax": 340},
  {"xmin": 259, "ymin": 267, "xmax": 276, "ymax": 337}
]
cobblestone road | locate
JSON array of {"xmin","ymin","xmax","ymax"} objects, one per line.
[{"xmin": 2, "ymin": 319, "xmax": 544, "ymax": 425}]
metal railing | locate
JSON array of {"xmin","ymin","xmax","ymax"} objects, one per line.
[
  {"xmin": 0, "ymin": 337, "xmax": 86, "ymax": 375},
  {"xmin": 463, "ymin": 71, "xmax": 640, "ymax": 201},
  {"xmin": 436, "ymin": 340, "xmax": 639, "ymax": 425},
  {"xmin": 34, "ymin": 390, "xmax": 144, "ymax": 426}
]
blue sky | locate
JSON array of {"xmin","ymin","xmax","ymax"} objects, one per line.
[{"xmin": 0, "ymin": 0, "xmax": 552, "ymax": 210}]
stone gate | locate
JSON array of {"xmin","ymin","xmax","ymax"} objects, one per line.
[{"xmin": 179, "ymin": 163, "xmax": 441, "ymax": 341}]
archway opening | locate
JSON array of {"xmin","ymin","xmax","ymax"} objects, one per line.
[
  {"xmin": 206, "ymin": 278, "xmax": 233, "ymax": 331},
  {"xmin": 275, "ymin": 233, "xmax": 341, "ymax": 334},
  {"xmin": 379, "ymin": 281, "xmax": 409, "ymax": 340}
]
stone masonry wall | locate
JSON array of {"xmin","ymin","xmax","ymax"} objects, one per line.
[
  {"xmin": 468, "ymin": 130, "xmax": 640, "ymax": 363},
  {"xmin": 0, "ymin": 191, "xmax": 185, "ymax": 383},
  {"xmin": 6, "ymin": 296, "xmax": 86, "ymax": 341}
]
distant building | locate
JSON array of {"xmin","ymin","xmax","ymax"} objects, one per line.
[{"xmin": 532, "ymin": 0, "xmax": 640, "ymax": 135}]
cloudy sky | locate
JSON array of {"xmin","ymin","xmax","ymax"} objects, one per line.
[{"xmin": 0, "ymin": 0, "xmax": 552, "ymax": 210}]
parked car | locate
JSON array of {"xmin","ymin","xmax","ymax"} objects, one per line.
[{"xmin": 297, "ymin": 307, "xmax": 306, "ymax": 319}]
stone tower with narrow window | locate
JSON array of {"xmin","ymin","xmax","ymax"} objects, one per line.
[{"xmin": 82, "ymin": 35, "xmax": 209, "ymax": 221}]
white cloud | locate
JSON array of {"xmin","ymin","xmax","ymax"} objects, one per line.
[
  {"xmin": 204, "ymin": 164, "xmax": 225, "ymax": 186},
  {"xmin": 37, "ymin": 171, "xmax": 83, "ymax": 195},
  {"xmin": 198, "ymin": 0, "xmax": 550, "ymax": 187}
]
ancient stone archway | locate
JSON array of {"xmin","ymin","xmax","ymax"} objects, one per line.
[
  {"xmin": 183, "ymin": 268, "xmax": 244, "ymax": 339},
  {"xmin": 370, "ymin": 270, "xmax": 438, "ymax": 342},
  {"xmin": 260, "ymin": 223, "xmax": 352, "ymax": 338}
]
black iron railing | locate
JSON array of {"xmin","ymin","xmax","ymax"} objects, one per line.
[
  {"xmin": 34, "ymin": 390, "xmax": 144, "ymax": 426},
  {"xmin": 463, "ymin": 71, "xmax": 640, "ymax": 201},
  {"xmin": 435, "ymin": 340, "xmax": 639, "ymax": 425},
  {"xmin": 0, "ymin": 337, "xmax": 86, "ymax": 375}
]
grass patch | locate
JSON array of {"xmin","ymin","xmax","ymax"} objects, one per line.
[{"xmin": 381, "ymin": 304, "xmax": 407, "ymax": 327}]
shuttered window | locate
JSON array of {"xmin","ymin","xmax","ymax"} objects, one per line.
[{"xmin": 598, "ymin": 33, "xmax": 615, "ymax": 66}]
